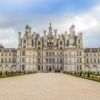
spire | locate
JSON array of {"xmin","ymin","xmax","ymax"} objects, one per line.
[
  {"xmin": 49, "ymin": 22, "xmax": 52, "ymax": 34},
  {"xmin": 50, "ymin": 22, "xmax": 51, "ymax": 27}
]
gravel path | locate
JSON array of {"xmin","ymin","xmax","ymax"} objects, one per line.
[{"xmin": 0, "ymin": 73, "xmax": 100, "ymax": 100}]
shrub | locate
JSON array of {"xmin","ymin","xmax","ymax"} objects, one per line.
[{"xmin": 87, "ymin": 72, "xmax": 90, "ymax": 77}]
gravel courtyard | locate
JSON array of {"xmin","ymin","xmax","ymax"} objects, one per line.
[{"xmin": 0, "ymin": 73, "xmax": 100, "ymax": 100}]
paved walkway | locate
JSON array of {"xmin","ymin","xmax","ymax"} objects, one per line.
[{"xmin": 0, "ymin": 73, "xmax": 100, "ymax": 100}]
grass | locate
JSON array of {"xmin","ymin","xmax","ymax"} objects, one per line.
[
  {"xmin": 64, "ymin": 72, "xmax": 100, "ymax": 82},
  {"xmin": 0, "ymin": 71, "xmax": 36, "ymax": 78}
]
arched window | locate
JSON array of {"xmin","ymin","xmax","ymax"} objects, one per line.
[
  {"xmin": 38, "ymin": 47, "xmax": 40, "ymax": 50},
  {"xmin": 38, "ymin": 41, "xmax": 40, "ymax": 45},
  {"xmin": 60, "ymin": 47, "xmax": 62, "ymax": 50},
  {"xmin": 24, "ymin": 40, "xmax": 26, "ymax": 43},
  {"xmin": 60, "ymin": 41, "xmax": 62, "ymax": 45}
]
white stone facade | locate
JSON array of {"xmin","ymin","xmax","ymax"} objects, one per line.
[{"xmin": 0, "ymin": 23, "xmax": 100, "ymax": 72}]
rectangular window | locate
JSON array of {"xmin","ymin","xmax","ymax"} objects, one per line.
[
  {"xmin": 46, "ymin": 52, "xmax": 48, "ymax": 56},
  {"xmin": 46, "ymin": 58, "xmax": 48, "ymax": 63},
  {"xmin": 86, "ymin": 59, "xmax": 88, "ymax": 64},
  {"xmin": 38, "ymin": 52, "xmax": 40, "ymax": 56},
  {"xmin": 22, "ymin": 51, "xmax": 25, "ymax": 56},
  {"xmin": 22, "ymin": 65, "xmax": 25, "ymax": 70},
  {"xmin": 22, "ymin": 58, "xmax": 25, "ymax": 63},
  {"xmin": 38, "ymin": 58, "xmax": 40, "ymax": 63},
  {"xmin": 80, "ymin": 58, "xmax": 82, "ymax": 63}
]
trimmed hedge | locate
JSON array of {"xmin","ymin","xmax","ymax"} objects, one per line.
[
  {"xmin": 0, "ymin": 71, "xmax": 36, "ymax": 78},
  {"xmin": 64, "ymin": 72, "xmax": 100, "ymax": 82}
]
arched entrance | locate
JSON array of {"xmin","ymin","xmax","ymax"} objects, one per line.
[
  {"xmin": 49, "ymin": 67, "xmax": 51, "ymax": 72},
  {"xmin": 48, "ymin": 66, "xmax": 55, "ymax": 72}
]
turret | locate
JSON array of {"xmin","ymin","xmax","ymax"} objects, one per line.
[
  {"xmin": 77, "ymin": 32, "xmax": 83, "ymax": 48},
  {"xmin": 44, "ymin": 30, "xmax": 46, "ymax": 36},
  {"xmin": 18, "ymin": 32, "xmax": 21, "ymax": 48},
  {"xmin": 69, "ymin": 25, "xmax": 75, "ymax": 47},
  {"xmin": 54, "ymin": 29, "xmax": 57, "ymax": 37},
  {"xmin": 70, "ymin": 24, "xmax": 75, "ymax": 35},
  {"xmin": 25, "ymin": 25, "xmax": 31, "ymax": 35}
]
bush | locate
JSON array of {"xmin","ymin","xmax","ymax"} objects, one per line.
[
  {"xmin": 87, "ymin": 72, "xmax": 90, "ymax": 77},
  {"xmin": 79, "ymin": 72, "xmax": 82, "ymax": 76}
]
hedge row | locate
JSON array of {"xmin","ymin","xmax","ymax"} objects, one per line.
[
  {"xmin": 0, "ymin": 71, "xmax": 36, "ymax": 78},
  {"xmin": 64, "ymin": 72, "xmax": 100, "ymax": 82}
]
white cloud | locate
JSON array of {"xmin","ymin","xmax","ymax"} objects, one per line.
[
  {"xmin": 0, "ymin": 4, "xmax": 100, "ymax": 48},
  {"xmin": 0, "ymin": 28, "xmax": 17, "ymax": 48}
]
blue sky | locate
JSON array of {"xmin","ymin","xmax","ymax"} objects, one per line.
[
  {"xmin": 0, "ymin": 0, "xmax": 100, "ymax": 48},
  {"xmin": 0, "ymin": 0, "xmax": 99, "ymax": 14}
]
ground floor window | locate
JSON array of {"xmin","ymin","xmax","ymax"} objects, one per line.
[
  {"xmin": 38, "ymin": 65, "xmax": 40, "ymax": 70},
  {"xmin": 22, "ymin": 65, "xmax": 25, "ymax": 70}
]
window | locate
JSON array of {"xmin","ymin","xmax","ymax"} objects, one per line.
[
  {"xmin": 86, "ymin": 59, "xmax": 89, "ymax": 64},
  {"xmin": 46, "ymin": 52, "xmax": 48, "ymax": 56},
  {"xmin": 57, "ymin": 59, "xmax": 59, "ymax": 63},
  {"xmin": 22, "ymin": 58, "xmax": 25, "ymax": 63},
  {"xmin": 22, "ymin": 65, "xmax": 25, "ymax": 70},
  {"xmin": 38, "ymin": 41, "xmax": 40, "ymax": 45},
  {"xmin": 46, "ymin": 58, "xmax": 48, "ymax": 63},
  {"xmin": 38, "ymin": 65, "xmax": 40, "ymax": 70},
  {"xmin": 60, "ymin": 59, "xmax": 62, "ymax": 63},
  {"xmin": 52, "ymin": 52, "xmax": 55, "ymax": 56},
  {"xmin": 78, "ymin": 39, "xmax": 80, "ymax": 43},
  {"xmin": 9, "ymin": 58, "xmax": 11, "ymax": 63},
  {"xmin": 91, "ymin": 59, "xmax": 92, "ymax": 64},
  {"xmin": 60, "ymin": 52, "xmax": 62, "ymax": 55},
  {"xmin": 80, "ymin": 58, "xmax": 82, "ymax": 63},
  {"xmin": 38, "ymin": 47, "xmax": 40, "ymax": 50},
  {"xmin": 22, "ymin": 51, "xmax": 25, "ymax": 56},
  {"xmin": 24, "ymin": 40, "xmax": 26, "ymax": 43},
  {"xmin": 78, "ymin": 45, "xmax": 80, "ymax": 48},
  {"xmin": 98, "ymin": 58, "xmax": 99, "ymax": 63},
  {"xmin": 77, "ymin": 58, "xmax": 78, "ymax": 63},
  {"xmin": 5, "ymin": 58, "xmax": 7, "ymax": 63},
  {"xmin": 80, "ymin": 65, "xmax": 82, "ymax": 71},
  {"xmin": 32, "ymin": 40, "xmax": 34, "ymax": 46},
  {"xmin": 49, "ymin": 52, "xmax": 51, "ymax": 56},
  {"xmin": 60, "ymin": 41, "xmax": 62, "ymax": 45},
  {"xmin": 77, "ymin": 66, "xmax": 79, "ymax": 71},
  {"xmin": 1, "ymin": 58, "xmax": 3, "ymax": 63},
  {"xmin": 23, "ymin": 45, "xmax": 26, "ymax": 48},
  {"xmin": 2, "ymin": 53, "xmax": 3, "ymax": 56},
  {"xmin": 80, "ymin": 51, "xmax": 82, "ymax": 56},
  {"xmin": 69, "ymin": 52, "xmax": 71, "ymax": 55},
  {"xmin": 53, "ymin": 59, "xmax": 55, "ymax": 63},
  {"xmin": 42, "ymin": 52, "xmax": 43, "ymax": 56},
  {"xmin": 94, "ymin": 53, "xmax": 96, "ymax": 56},
  {"xmin": 49, "ymin": 59, "xmax": 51, "ymax": 63},
  {"xmin": 38, "ymin": 58, "xmax": 40, "ymax": 63},
  {"xmin": 13, "ymin": 58, "xmax": 16, "ymax": 63},
  {"xmin": 60, "ymin": 47, "xmax": 62, "ymax": 50},
  {"xmin": 5, "ymin": 53, "xmax": 7, "ymax": 56},
  {"xmin": 94, "ymin": 59, "xmax": 96, "ymax": 63},
  {"xmin": 87, "ymin": 53, "xmax": 88, "ymax": 56},
  {"xmin": 38, "ymin": 52, "xmax": 40, "ymax": 56}
]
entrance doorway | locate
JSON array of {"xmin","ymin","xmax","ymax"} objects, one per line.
[{"xmin": 49, "ymin": 67, "xmax": 51, "ymax": 72}]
